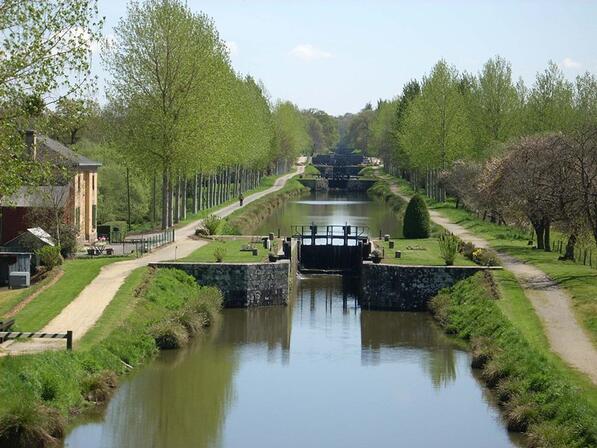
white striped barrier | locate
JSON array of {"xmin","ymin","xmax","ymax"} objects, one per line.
[{"xmin": 0, "ymin": 330, "xmax": 73, "ymax": 350}]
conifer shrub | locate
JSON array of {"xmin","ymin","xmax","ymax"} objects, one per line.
[{"xmin": 402, "ymin": 195, "xmax": 430, "ymax": 238}]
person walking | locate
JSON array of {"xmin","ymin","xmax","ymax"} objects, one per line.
[{"xmin": 239, "ymin": 193, "xmax": 244, "ymax": 206}]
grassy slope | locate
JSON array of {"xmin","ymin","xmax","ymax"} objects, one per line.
[
  {"xmin": 0, "ymin": 268, "xmax": 222, "ymax": 447},
  {"xmin": 374, "ymin": 238, "xmax": 475, "ymax": 266},
  {"xmin": 181, "ymin": 238, "xmax": 269, "ymax": 263},
  {"xmin": 431, "ymin": 273, "xmax": 597, "ymax": 447},
  {"xmin": 11, "ymin": 258, "xmax": 126, "ymax": 331}
]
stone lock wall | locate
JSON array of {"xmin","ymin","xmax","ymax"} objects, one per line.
[
  {"xmin": 361, "ymin": 262, "xmax": 500, "ymax": 310},
  {"xmin": 150, "ymin": 260, "xmax": 290, "ymax": 308}
]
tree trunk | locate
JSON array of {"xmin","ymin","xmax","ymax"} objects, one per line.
[
  {"xmin": 152, "ymin": 173, "xmax": 157, "ymax": 226},
  {"xmin": 182, "ymin": 176, "xmax": 187, "ymax": 220},
  {"xmin": 532, "ymin": 220, "xmax": 545, "ymax": 250},
  {"xmin": 199, "ymin": 172, "xmax": 203, "ymax": 211},
  {"xmin": 192, "ymin": 173, "xmax": 198, "ymax": 214},
  {"xmin": 543, "ymin": 217, "xmax": 551, "ymax": 252},
  {"xmin": 126, "ymin": 166, "xmax": 131, "ymax": 231},
  {"xmin": 173, "ymin": 176, "xmax": 179, "ymax": 224},
  {"xmin": 161, "ymin": 169, "xmax": 168, "ymax": 229},
  {"xmin": 167, "ymin": 175, "xmax": 173, "ymax": 228},
  {"xmin": 561, "ymin": 234, "xmax": 577, "ymax": 261}
]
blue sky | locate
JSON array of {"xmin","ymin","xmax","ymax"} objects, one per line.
[{"xmin": 94, "ymin": 0, "xmax": 597, "ymax": 115}]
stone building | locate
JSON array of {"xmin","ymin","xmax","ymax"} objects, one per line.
[{"xmin": 0, "ymin": 131, "xmax": 101, "ymax": 245}]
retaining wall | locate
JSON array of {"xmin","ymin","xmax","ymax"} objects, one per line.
[
  {"xmin": 149, "ymin": 260, "xmax": 290, "ymax": 307},
  {"xmin": 361, "ymin": 262, "xmax": 500, "ymax": 310}
]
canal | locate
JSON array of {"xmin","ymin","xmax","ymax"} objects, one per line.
[{"xmin": 64, "ymin": 191, "xmax": 522, "ymax": 447}]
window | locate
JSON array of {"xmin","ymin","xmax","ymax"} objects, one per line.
[
  {"xmin": 92, "ymin": 174, "xmax": 95, "ymax": 190},
  {"xmin": 77, "ymin": 175, "xmax": 81, "ymax": 192},
  {"xmin": 92, "ymin": 204, "xmax": 97, "ymax": 229}
]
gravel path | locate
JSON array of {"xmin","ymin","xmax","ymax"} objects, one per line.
[
  {"xmin": 390, "ymin": 183, "xmax": 597, "ymax": 384},
  {"xmin": 1, "ymin": 164, "xmax": 304, "ymax": 355}
]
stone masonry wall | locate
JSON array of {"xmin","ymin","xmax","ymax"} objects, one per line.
[
  {"xmin": 361, "ymin": 262, "xmax": 500, "ymax": 310},
  {"xmin": 149, "ymin": 260, "xmax": 290, "ymax": 308}
]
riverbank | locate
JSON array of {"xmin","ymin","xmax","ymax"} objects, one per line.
[
  {"xmin": 0, "ymin": 268, "xmax": 222, "ymax": 448},
  {"xmin": 430, "ymin": 273, "xmax": 597, "ymax": 447},
  {"xmin": 370, "ymin": 171, "xmax": 597, "ymax": 383}
]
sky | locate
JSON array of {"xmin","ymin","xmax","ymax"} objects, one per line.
[{"xmin": 94, "ymin": 0, "xmax": 597, "ymax": 116}]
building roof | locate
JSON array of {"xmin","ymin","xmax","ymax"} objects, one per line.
[
  {"xmin": 0, "ymin": 185, "xmax": 70, "ymax": 208},
  {"xmin": 37, "ymin": 135, "xmax": 102, "ymax": 169}
]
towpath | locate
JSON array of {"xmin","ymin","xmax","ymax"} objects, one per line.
[
  {"xmin": 1, "ymin": 163, "xmax": 304, "ymax": 355},
  {"xmin": 389, "ymin": 180, "xmax": 597, "ymax": 384}
]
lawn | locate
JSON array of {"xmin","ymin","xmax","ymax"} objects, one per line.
[
  {"xmin": 11, "ymin": 257, "xmax": 128, "ymax": 331},
  {"xmin": 373, "ymin": 237, "xmax": 476, "ymax": 266},
  {"xmin": 0, "ymin": 269, "xmax": 63, "ymax": 318},
  {"xmin": 181, "ymin": 237, "xmax": 271, "ymax": 263}
]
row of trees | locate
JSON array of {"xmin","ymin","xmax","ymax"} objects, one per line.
[
  {"xmin": 355, "ymin": 57, "xmax": 597, "ymax": 257},
  {"xmin": 0, "ymin": 0, "xmax": 340, "ymax": 232}
]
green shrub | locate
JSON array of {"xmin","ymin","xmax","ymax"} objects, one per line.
[
  {"xmin": 213, "ymin": 246, "xmax": 226, "ymax": 262},
  {"xmin": 35, "ymin": 246, "xmax": 63, "ymax": 270},
  {"xmin": 438, "ymin": 233, "xmax": 459, "ymax": 266},
  {"xmin": 402, "ymin": 194, "xmax": 430, "ymax": 238},
  {"xmin": 202, "ymin": 214, "xmax": 221, "ymax": 235}
]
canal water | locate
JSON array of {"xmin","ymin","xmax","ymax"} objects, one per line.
[{"xmin": 64, "ymin": 191, "xmax": 521, "ymax": 447}]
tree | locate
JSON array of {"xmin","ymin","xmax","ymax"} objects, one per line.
[
  {"xmin": 307, "ymin": 117, "xmax": 325, "ymax": 155},
  {"xmin": 0, "ymin": 0, "xmax": 101, "ymax": 201},
  {"xmin": 369, "ymin": 99, "xmax": 398, "ymax": 166},
  {"xmin": 106, "ymin": 0, "xmax": 230, "ymax": 228},
  {"xmin": 271, "ymin": 101, "xmax": 309, "ymax": 167},
  {"xmin": 469, "ymin": 56, "xmax": 519, "ymax": 152},
  {"xmin": 400, "ymin": 60, "xmax": 473, "ymax": 170},
  {"xmin": 49, "ymin": 98, "xmax": 96, "ymax": 145},
  {"xmin": 526, "ymin": 61, "xmax": 575, "ymax": 133},
  {"xmin": 403, "ymin": 195, "xmax": 430, "ymax": 238}
]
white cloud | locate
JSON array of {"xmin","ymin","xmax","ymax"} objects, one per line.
[
  {"xmin": 561, "ymin": 57, "xmax": 582, "ymax": 69},
  {"xmin": 225, "ymin": 41, "xmax": 238, "ymax": 56},
  {"xmin": 290, "ymin": 44, "xmax": 332, "ymax": 61}
]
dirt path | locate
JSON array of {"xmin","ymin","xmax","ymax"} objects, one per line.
[
  {"xmin": 390, "ymin": 182, "xmax": 597, "ymax": 384},
  {"xmin": 1, "ymin": 164, "xmax": 304, "ymax": 355}
]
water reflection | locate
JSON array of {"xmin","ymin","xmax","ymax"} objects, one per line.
[
  {"xmin": 64, "ymin": 192, "xmax": 522, "ymax": 448},
  {"xmin": 255, "ymin": 191, "xmax": 404, "ymax": 238}
]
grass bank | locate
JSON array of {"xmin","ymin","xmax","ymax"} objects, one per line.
[
  {"xmin": 430, "ymin": 273, "xmax": 597, "ymax": 447},
  {"xmin": 7, "ymin": 257, "xmax": 129, "ymax": 332},
  {"xmin": 0, "ymin": 268, "xmax": 222, "ymax": 448},
  {"xmin": 226, "ymin": 177, "xmax": 308, "ymax": 234}
]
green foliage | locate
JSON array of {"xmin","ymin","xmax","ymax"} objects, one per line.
[
  {"xmin": 303, "ymin": 164, "xmax": 321, "ymax": 177},
  {"xmin": 400, "ymin": 60, "xmax": 473, "ymax": 169},
  {"xmin": 430, "ymin": 274, "xmax": 597, "ymax": 447},
  {"xmin": 0, "ymin": 0, "xmax": 102, "ymax": 203},
  {"xmin": 438, "ymin": 233, "xmax": 459, "ymax": 266},
  {"xmin": 35, "ymin": 246, "xmax": 63, "ymax": 270},
  {"xmin": 403, "ymin": 195, "xmax": 430, "ymax": 238},
  {"xmin": 213, "ymin": 246, "xmax": 226, "ymax": 262},
  {"xmin": 203, "ymin": 214, "xmax": 222, "ymax": 235}
]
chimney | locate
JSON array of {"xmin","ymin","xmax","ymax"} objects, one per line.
[{"xmin": 25, "ymin": 129, "xmax": 37, "ymax": 160}]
